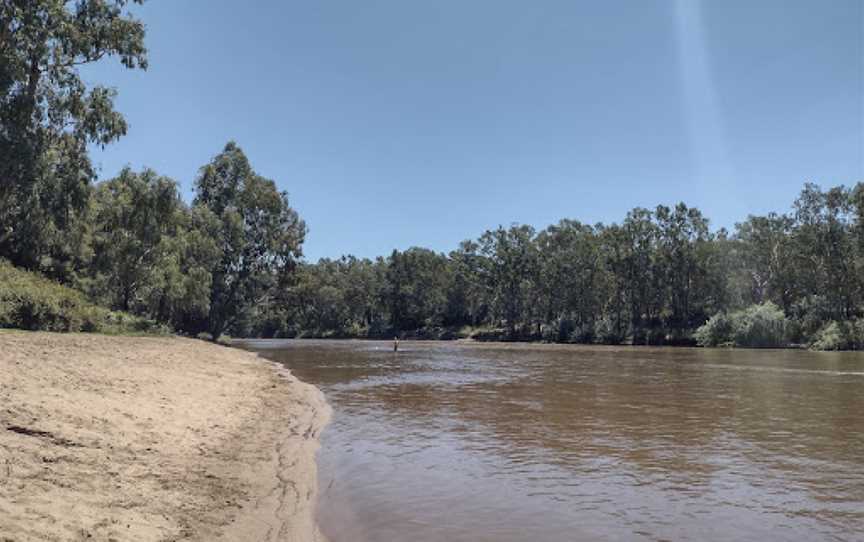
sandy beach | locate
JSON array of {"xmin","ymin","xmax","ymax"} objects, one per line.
[{"xmin": 0, "ymin": 331, "xmax": 330, "ymax": 541}]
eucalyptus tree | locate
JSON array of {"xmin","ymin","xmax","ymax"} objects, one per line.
[
  {"xmin": 596, "ymin": 223, "xmax": 629, "ymax": 342},
  {"xmin": 193, "ymin": 142, "xmax": 306, "ymax": 341},
  {"xmin": 153, "ymin": 206, "xmax": 220, "ymax": 332},
  {"xmin": 735, "ymin": 213, "xmax": 797, "ymax": 310},
  {"xmin": 386, "ymin": 248, "xmax": 450, "ymax": 332},
  {"xmin": 535, "ymin": 220, "xmax": 602, "ymax": 341},
  {"xmin": 446, "ymin": 240, "xmax": 490, "ymax": 328},
  {"xmin": 620, "ymin": 209, "xmax": 660, "ymax": 342},
  {"xmin": 854, "ymin": 183, "xmax": 864, "ymax": 251},
  {"xmin": 290, "ymin": 259, "xmax": 351, "ymax": 335},
  {"xmin": 699, "ymin": 227, "xmax": 746, "ymax": 316},
  {"xmin": 854, "ymin": 183, "xmax": 864, "ymax": 304},
  {"xmin": 339, "ymin": 255, "xmax": 388, "ymax": 333},
  {"xmin": 0, "ymin": 0, "xmax": 147, "ymax": 277},
  {"xmin": 478, "ymin": 225, "xmax": 538, "ymax": 337},
  {"xmin": 88, "ymin": 167, "xmax": 184, "ymax": 313},
  {"xmin": 270, "ymin": 263, "xmax": 322, "ymax": 336},
  {"xmin": 85, "ymin": 168, "xmax": 218, "ymax": 331},
  {"xmin": 792, "ymin": 184, "xmax": 859, "ymax": 319},
  {"xmin": 654, "ymin": 203, "xmax": 711, "ymax": 336}
]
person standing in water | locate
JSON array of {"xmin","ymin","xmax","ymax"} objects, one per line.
[{"xmin": 393, "ymin": 336, "xmax": 400, "ymax": 352}]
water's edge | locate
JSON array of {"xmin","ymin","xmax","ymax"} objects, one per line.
[
  {"xmin": 0, "ymin": 333, "xmax": 332, "ymax": 541},
  {"xmin": 229, "ymin": 342, "xmax": 333, "ymax": 542}
]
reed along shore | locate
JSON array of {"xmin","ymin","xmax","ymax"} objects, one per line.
[{"xmin": 0, "ymin": 331, "xmax": 330, "ymax": 541}]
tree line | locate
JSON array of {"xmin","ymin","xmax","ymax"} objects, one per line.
[
  {"xmin": 253, "ymin": 184, "xmax": 864, "ymax": 350},
  {"xmin": 3, "ymin": 2, "xmax": 863, "ymax": 349}
]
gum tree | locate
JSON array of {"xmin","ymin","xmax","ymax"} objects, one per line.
[
  {"xmin": 0, "ymin": 0, "xmax": 147, "ymax": 278},
  {"xmin": 194, "ymin": 142, "xmax": 306, "ymax": 341}
]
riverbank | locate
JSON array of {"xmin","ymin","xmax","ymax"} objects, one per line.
[
  {"xmin": 0, "ymin": 331, "xmax": 330, "ymax": 541},
  {"xmin": 271, "ymin": 332, "xmax": 847, "ymax": 351}
]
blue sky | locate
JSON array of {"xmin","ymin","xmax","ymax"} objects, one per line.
[{"xmin": 84, "ymin": 0, "xmax": 863, "ymax": 261}]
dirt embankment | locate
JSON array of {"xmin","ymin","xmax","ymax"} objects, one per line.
[{"xmin": 0, "ymin": 331, "xmax": 330, "ymax": 541}]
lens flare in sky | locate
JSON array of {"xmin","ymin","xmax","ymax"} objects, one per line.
[{"xmin": 673, "ymin": 0, "xmax": 734, "ymax": 189}]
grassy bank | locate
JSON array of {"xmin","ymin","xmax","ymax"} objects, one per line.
[{"xmin": 0, "ymin": 261, "xmax": 166, "ymax": 335}]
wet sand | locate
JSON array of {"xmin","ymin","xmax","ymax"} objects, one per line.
[{"xmin": 0, "ymin": 331, "xmax": 330, "ymax": 541}]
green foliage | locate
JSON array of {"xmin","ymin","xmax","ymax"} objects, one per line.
[
  {"xmin": 0, "ymin": 0, "xmax": 147, "ymax": 277},
  {"xmin": 87, "ymin": 168, "xmax": 182, "ymax": 309},
  {"xmin": 0, "ymin": 140, "xmax": 307, "ymax": 341},
  {"xmin": 594, "ymin": 316, "xmax": 625, "ymax": 345},
  {"xmin": 810, "ymin": 322, "xmax": 845, "ymax": 351},
  {"xmin": 0, "ymin": 7, "xmax": 316, "ymax": 340},
  {"xmin": 810, "ymin": 320, "xmax": 864, "ymax": 351},
  {"xmin": 788, "ymin": 295, "xmax": 833, "ymax": 343},
  {"xmin": 386, "ymin": 248, "xmax": 450, "ymax": 332},
  {"xmin": 0, "ymin": 260, "xmax": 162, "ymax": 334},
  {"xmin": 695, "ymin": 303, "xmax": 788, "ymax": 348},
  {"xmin": 193, "ymin": 142, "xmax": 306, "ymax": 341},
  {"xmin": 731, "ymin": 302, "xmax": 789, "ymax": 348},
  {"xmin": 693, "ymin": 313, "xmax": 735, "ymax": 347},
  {"xmin": 265, "ymin": 182, "xmax": 863, "ymax": 349},
  {"xmin": 84, "ymin": 168, "xmax": 218, "ymax": 331},
  {"xmin": 478, "ymin": 225, "xmax": 539, "ymax": 338},
  {"xmin": 535, "ymin": 220, "xmax": 602, "ymax": 341}
]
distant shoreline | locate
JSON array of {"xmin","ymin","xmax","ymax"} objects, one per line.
[
  {"xmin": 0, "ymin": 331, "xmax": 331, "ymax": 541},
  {"xmin": 239, "ymin": 335, "xmax": 815, "ymax": 351}
]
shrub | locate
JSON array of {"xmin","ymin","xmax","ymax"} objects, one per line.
[
  {"xmin": 810, "ymin": 320, "xmax": 864, "ymax": 351},
  {"xmin": 693, "ymin": 312, "xmax": 735, "ymax": 347},
  {"xmin": 0, "ymin": 260, "xmax": 165, "ymax": 334},
  {"xmin": 694, "ymin": 302, "xmax": 789, "ymax": 348},
  {"xmin": 594, "ymin": 317, "xmax": 624, "ymax": 345},
  {"xmin": 810, "ymin": 321, "xmax": 844, "ymax": 351},
  {"xmin": 732, "ymin": 302, "xmax": 788, "ymax": 348},
  {"xmin": 789, "ymin": 295, "xmax": 833, "ymax": 343}
]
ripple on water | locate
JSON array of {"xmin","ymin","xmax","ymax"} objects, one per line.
[{"xmin": 238, "ymin": 340, "xmax": 864, "ymax": 542}]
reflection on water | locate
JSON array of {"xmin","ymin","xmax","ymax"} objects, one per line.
[{"xmin": 238, "ymin": 340, "xmax": 864, "ymax": 542}]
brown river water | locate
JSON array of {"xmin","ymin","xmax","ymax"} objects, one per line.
[{"xmin": 237, "ymin": 340, "xmax": 864, "ymax": 542}]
